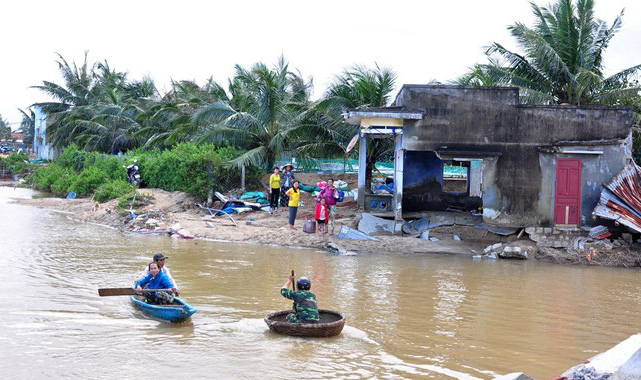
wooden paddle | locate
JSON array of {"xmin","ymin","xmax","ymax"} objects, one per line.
[
  {"xmin": 98, "ymin": 288, "xmax": 175, "ymax": 297},
  {"xmin": 291, "ymin": 269, "xmax": 296, "ymax": 291}
]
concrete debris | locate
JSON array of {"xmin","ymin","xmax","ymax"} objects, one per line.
[
  {"xmin": 473, "ymin": 252, "xmax": 497, "ymax": 260},
  {"xmin": 562, "ymin": 334, "xmax": 641, "ymax": 380},
  {"xmin": 573, "ymin": 237, "xmax": 592, "ymax": 251},
  {"xmin": 337, "ymin": 225, "xmax": 378, "ymax": 241},
  {"xmin": 588, "ymin": 225, "xmax": 610, "ymax": 239},
  {"xmin": 500, "ymin": 245, "xmax": 528, "ymax": 259},
  {"xmin": 418, "ymin": 231, "xmax": 430, "ymax": 240},
  {"xmin": 145, "ymin": 218, "xmax": 161, "ymax": 226},
  {"xmin": 483, "ymin": 241, "xmax": 534, "ymax": 259},
  {"xmin": 358, "ymin": 213, "xmax": 395, "ymax": 235},
  {"xmin": 205, "ymin": 222, "xmax": 214, "ymax": 228},
  {"xmin": 429, "ymin": 237, "xmax": 440, "ymax": 242},
  {"xmin": 402, "ymin": 217, "xmax": 431, "ymax": 234},
  {"xmin": 484, "ymin": 243, "xmax": 504, "ymax": 254}
]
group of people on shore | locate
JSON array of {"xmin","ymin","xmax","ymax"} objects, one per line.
[{"xmin": 269, "ymin": 164, "xmax": 340, "ymax": 236}]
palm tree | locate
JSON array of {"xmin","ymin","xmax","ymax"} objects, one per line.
[
  {"xmin": 32, "ymin": 52, "xmax": 99, "ymax": 113},
  {"xmin": 17, "ymin": 108, "xmax": 35, "ymax": 145},
  {"xmin": 465, "ymin": 0, "xmax": 641, "ymax": 106},
  {"xmin": 33, "ymin": 54, "xmax": 157, "ymax": 152},
  {"xmin": 311, "ymin": 64, "xmax": 397, "ymax": 188},
  {"xmin": 192, "ymin": 57, "xmax": 312, "ymax": 169},
  {"xmin": 0, "ymin": 114, "xmax": 11, "ymax": 141},
  {"xmin": 134, "ymin": 79, "xmax": 225, "ymax": 149}
]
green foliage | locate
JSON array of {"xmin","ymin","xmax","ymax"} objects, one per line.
[
  {"xmin": 466, "ymin": 0, "xmax": 641, "ymax": 106},
  {"xmin": 51, "ymin": 170, "xmax": 79, "ymax": 195},
  {"xmin": 30, "ymin": 163, "xmax": 78, "ymax": 195},
  {"xmin": 133, "ymin": 143, "xmax": 247, "ymax": 198},
  {"xmin": 0, "ymin": 153, "xmax": 32, "ymax": 174},
  {"xmin": 57, "ymin": 144, "xmax": 99, "ymax": 171},
  {"xmin": 94, "ymin": 179, "xmax": 132, "ymax": 203},
  {"xmin": 68, "ymin": 166, "xmax": 108, "ymax": 196},
  {"xmin": 29, "ymin": 143, "xmax": 253, "ymax": 200}
]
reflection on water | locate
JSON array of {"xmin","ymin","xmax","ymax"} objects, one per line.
[{"xmin": 1, "ymin": 186, "xmax": 640, "ymax": 379}]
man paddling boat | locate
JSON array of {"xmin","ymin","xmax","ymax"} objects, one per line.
[{"xmin": 280, "ymin": 275, "xmax": 320, "ymax": 323}]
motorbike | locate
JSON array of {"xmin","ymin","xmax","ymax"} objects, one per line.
[{"xmin": 126, "ymin": 164, "xmax": 141, "ymax": 186}]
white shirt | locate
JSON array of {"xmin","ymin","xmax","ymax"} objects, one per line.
[{"xmin": 138, "ymin": 266, "xmax": 177, "ymax": 288}]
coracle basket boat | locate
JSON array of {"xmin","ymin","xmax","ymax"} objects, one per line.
[
  {"xmin": 130, "ymin": 295, "xmax": 197, "ymax": 323},
  {"xmin": 264, "ymin": 309, "xmax": 345, "ymax": 337}
]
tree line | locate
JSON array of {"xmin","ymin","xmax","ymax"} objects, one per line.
[{"xmin": 20, "ymin": 0, "xmax": 641, "ymax": 166}]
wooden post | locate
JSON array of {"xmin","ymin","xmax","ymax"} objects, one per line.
[
  {"xmin": 393, "ymin": 132, "xmax": 404, "ymax": 232},
  {"xmin": 358, "ymin": 131, "xmax": 367, "ymax": 211}
]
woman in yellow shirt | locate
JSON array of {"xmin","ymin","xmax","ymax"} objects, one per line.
[
  {"xmin": 285, "ymin": 181, "xmax": 300, "ymax": 230},
  {"xmin": 269, "ymin": 167, "xmax": 281, "ymax": 214}
]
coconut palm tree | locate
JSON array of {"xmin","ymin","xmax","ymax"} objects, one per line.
[
  {"xmin": 465, "ymin": 0, "xmax": 641, "ymax": 106},
  {"xmin": 17, "ymin": 108, "xmax": 35, "ymax": 145},
  {"xmin": 192, "ymin": 57, "xmax": 312, "ymax": 169},
  {"xmin": 134, "ymin": 78, "xmax": 226, "ymax": 149},
  {"xmin": 310, "ymin": 64, "xmax": 397, "ymax": 187},
  {"xmin": 33, "ymin": 54, "xmax": 157, "ymax": 152}
]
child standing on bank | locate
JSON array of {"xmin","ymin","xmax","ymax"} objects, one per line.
[
  {"xmin": 285, "ymin": 180, "xmax": 300, "ymax": 230},
  {"xmin": 315, "ymin": 197, "xmax": 329, "ymax": 237},
  {"xmin": 269, "ymin": 167, "xmax": 281, "ymax": 214}
]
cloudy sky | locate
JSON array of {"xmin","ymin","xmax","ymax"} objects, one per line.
[{"xmin": 1, "ymin": 0, "xmax": 640, "ymax": 128}]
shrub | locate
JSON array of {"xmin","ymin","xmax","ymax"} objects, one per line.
[
  {"xmin": 0, "ymin": 153, "xmax": 32, "ymax": 174},
  {"xmin": 51, "ymin": 170, "xmax": 79, "ymax": 195},
  {"xmin": 94, "ymin": 179, "xmax": 133, "ymax": 203},
  {"xmin": 68, "ymin": 166, "xmax": 108, "ymax": 196},
  {"xmin": 132, "ymin": 143, "xmax": 251, "ymax": 198},
  {"xmin": 30, "ymin": 163, "xmax": 70, "ymax": 192}
]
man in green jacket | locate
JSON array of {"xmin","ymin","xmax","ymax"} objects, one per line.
[{"xmin": 280, "ymin": 275, "xmax": 320, "ymax": 323}]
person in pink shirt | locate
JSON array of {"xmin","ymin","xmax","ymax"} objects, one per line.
[{"xmin": 316, "ymin": 178, "xmax": 339, "ymax": 235}]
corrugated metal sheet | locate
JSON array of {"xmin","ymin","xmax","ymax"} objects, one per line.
[{"xmin": 593, "ymin": 162, "xmax": 641, "ymax": 233}]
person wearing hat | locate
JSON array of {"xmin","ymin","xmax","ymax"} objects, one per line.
[
  {"xmin": 138, "ymin": 252, "xmax": 179, "ymax": 296},
  {"xmin": 280, "ymin": 163, "xmax": 296, "ymax": 207},
  {"xmin": 281, "ymin": 163, "xmax": 296, "ymax": 188}
]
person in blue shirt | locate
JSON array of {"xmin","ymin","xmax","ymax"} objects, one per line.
[{"xmin": 135, "ymin": 262, "xmax": 178, "ymax": 305}]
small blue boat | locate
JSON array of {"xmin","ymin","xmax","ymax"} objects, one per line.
[{"xmin": 130, "ymin": 295, "xmax": 197, "ymax": 323}]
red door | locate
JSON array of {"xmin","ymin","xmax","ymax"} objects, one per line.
[{"xmin": 554, "ymin": 158, "xmax": 582, "ymax": 225}]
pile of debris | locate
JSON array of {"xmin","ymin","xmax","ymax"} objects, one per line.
[
  {"xmin": 473, "ymin": 241, "xmax": 537, "ymax": 260},
  {"xmin": 593, "ymin": 162, "xmax": 641, "ymax": 234}
]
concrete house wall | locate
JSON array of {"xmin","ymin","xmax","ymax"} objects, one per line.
[
  {"xmin": 33, "ymin": 105, "xmax": 58, "ymax": 161},
  {"xmin": 394, "ymin": 85, "xmax": 633, "ymax": 227}
]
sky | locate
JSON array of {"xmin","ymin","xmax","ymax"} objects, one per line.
[{"xmin": 1, "ymin": 0, "xmax": 640, "ymax": 129}]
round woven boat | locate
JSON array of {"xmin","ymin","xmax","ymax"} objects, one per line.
[{"xmin": 264, "ymin": 309, "xmax": 345, "ymax": 337}]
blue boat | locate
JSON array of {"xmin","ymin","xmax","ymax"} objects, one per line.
[{"xmin": 130, "ymin": 295, "xmax": 197, "ymax": 323}]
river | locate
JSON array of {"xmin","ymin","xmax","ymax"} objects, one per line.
[{"xmin": 1, "ymin": 186, "xmax": 640, "ymax": 379}]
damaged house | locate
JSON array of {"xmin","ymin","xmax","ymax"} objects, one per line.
[{"xmin": 345, "ymin": 85, "xmax": 635, "ymax": 230}]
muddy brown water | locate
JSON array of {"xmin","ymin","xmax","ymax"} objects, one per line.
[{"xmin": 1, "ymin": 186, "xmax": 640, "ymax": 379}]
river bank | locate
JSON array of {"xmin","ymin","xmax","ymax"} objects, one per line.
[
  {"xmin": 8, "ymin": 185, "xmax": 491, "ymax": 256},
  {"xmin": 5, "ymin": 180, "xmax": 640, "ymax": 265}
]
